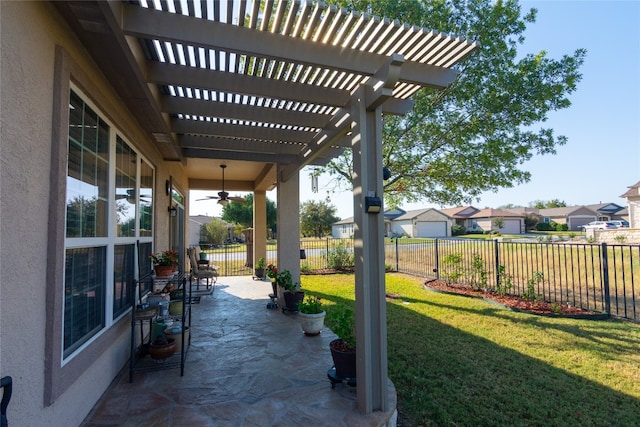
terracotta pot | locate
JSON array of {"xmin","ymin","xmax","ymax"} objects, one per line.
[
  {"xmin": 149, "ymin": 338, "xmax": 176, "ymax": 360},
  {"xmin": 154, "ymin": 265, "xmax": 173, "ymax": 277}
]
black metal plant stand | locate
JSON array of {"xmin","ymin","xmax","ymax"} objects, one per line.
[{"xmin": 327, "ymin": 367, "xmax": 356, "ymax": 389}]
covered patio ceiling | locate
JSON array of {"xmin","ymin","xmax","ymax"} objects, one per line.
[{"xmin": 54, "ymin": 0, "xmax": 477, "ymax": 193}]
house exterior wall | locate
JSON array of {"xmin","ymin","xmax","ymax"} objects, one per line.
[
  {"xmin": 0, "ymin": 2, "xmax": 186, "ymax": 424},
  {"xmin": 628, "ymin": 198, "xmax": 640, "ymax": 229},
  {"xmin": 332, "ymin": 222, "xmax": 354, "ymax": 238},
  {"xmin": 391, "ymin": 220, "xmax": 413, "ymax": 237},
  {"xmin": 473, "ymin": 218, "xmax": 523, "ymax": 234}
]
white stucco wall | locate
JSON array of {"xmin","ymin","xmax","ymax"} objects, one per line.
[{"xmin": 0, "ymin": 2, "xmax": 182, "ymax": 424}]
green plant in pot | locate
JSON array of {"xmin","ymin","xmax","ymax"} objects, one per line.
[
  {"xmin": 254, "ymin": 257, "xmax": 266, "ymax": 279},
  {"xmin": 266, "ymin": 263, "xmax": 278, "ymax": 295},
  {"xmin": 326, "ymin": 305, "xmax": 356, "ymax": 380},
  {"xmin": 297, "ymin": 295, "xmax": 325, "ymax": 336},
  {"xmin": 277, "ymin": 269, "xmax": 304, "ymax": 312},
  {"xmin": 150, "ymin": 250, "xmax": 179, "ymax": 276}
]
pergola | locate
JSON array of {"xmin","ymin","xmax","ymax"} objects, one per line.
[{"xmin": 55, "ymin": 0, "xmax": 477, "ymax": 414}]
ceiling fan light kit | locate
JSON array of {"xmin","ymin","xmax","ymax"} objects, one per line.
[{"xmin": 195, "ymin": 164, "xmax": 246, "ymax": 204}]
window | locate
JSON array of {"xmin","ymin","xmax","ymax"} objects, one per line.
[
  {"xmin": 113, "ymin": 244, "xmax": 135, "ymax": 318},
  {"xmin": 64, "ymin": 247, "xmax": 106, "ymax": 358},
  {"xmin": 67, "ymin": 90, "xmax": 109, "ymax": 238},
  {"xmin": 140, "ymin": 160, "xmax": 153, "ymax": 237},
  {"xmin": 64, "ymin": 88, "xmax": 154, "ymax": 359},
  {"xmin": 115, "ymin": 136, "xmax": 137, "ymax": 237}
]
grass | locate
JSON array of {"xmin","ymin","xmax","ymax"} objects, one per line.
[{"xmin": 301, "ymin": 272, "xmax": 640, "ymax": 426}]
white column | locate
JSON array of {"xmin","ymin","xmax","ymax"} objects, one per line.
[
  {"xmin": 276, "ymin": 167, "xmax": 300, "ymax": 306},
  {"xmin": 351, "ymin": 86, "xmax": 388, "ymax": 413}
]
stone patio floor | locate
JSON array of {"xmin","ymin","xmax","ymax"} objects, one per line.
[{"xmin": 81, "ymin": 276, "xmax": 397, "ymax": 426}]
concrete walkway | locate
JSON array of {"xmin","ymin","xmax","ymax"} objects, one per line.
[{"xmin": 82, "ymin": 276, "xmax": 397, "ymax": 426}]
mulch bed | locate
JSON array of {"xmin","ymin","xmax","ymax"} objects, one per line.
[{"xmin": 422, "ymin": 279, "xmax": 608, "ymax": 319}]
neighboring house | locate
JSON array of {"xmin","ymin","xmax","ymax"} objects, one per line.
[
  {"xmin": 439, "ymin": 206, "xmax": 480, "ymax": 230},
  {"xmin": 586, "ymin": 203, "xmax": 626, "ymax": 221},
  {"xmin": 189, "ymin": 215, "xmax": 214, "ymax": 246},
  {"xmin": 621, "ymin": 180, "xmax": 640, "ymax": 228},
  {"xmin": 614, "ymin": 207, "xmax": 630, "ymax": 222},
  {"xmin": 391, "ymin": 208, "xmax": 452, "ymax": 237},
  {"xmin": 469, "ymin": 208, "xmax": 525, "ymax": 234},
  {"xmin": 332, "ymin": 217, "xmax": 355, "ymax": 238},
  {"xmin": 536, "ymin": 206, "xmax": 599, "ymax": 231},
  {"xmin": 332, "ymin": 209, "xmax": 407, "ymax": 238}
]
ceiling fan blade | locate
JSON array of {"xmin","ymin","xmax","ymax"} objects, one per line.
[
  {"xmin": 196, "ymin": 196, "xmax": 219, "ymax": 201},
  {"xmin": 229, "ymin": 196, "xmax": 246, "ymax": 203}
]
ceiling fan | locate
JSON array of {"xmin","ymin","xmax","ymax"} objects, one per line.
[{"xmin": 196, "ymin": 164, "xmax": 246, "ymax": 205}]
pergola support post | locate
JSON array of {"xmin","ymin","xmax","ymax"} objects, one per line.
[
  {"xmin": 253, "ymin": 190, "xmax": 267, "ymax": 269},
  {"xmin": 276, "ymin": 166, "xmax": 301, "ymax": 306},
  {"xmin": 351, "ymin": 85, "xmax": 388, "ymax": 414}
]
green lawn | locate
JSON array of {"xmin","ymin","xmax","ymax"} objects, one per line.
[{"xmin": 301, "ymin": 273, "xmax": 640, "ymax": 426}]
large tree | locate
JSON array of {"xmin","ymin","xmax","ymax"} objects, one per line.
[
  {"xmin": 300, "ymin": 200, "xmax": 340, "ymax": 238},
  {"xmin": 320, "ymin": 0, "xmax": 585, "ymax": 207},
  {"xmin": 221, "ymin": 194, "xmax": 278, "ymax": 231},
  {"xmin": 530, "ymin": 199, "xmax": 567, "ymax": 209},
  {"xmin": 201, "ymin": 218, "xmax": 228, "ymax": 246}
]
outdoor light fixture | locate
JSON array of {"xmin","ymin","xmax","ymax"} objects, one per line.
[
  {"xmin": 365, "ymin": 196, "xmax": 382, "ymax": 214},
  {"xmin": 168, "ymin": 205, "xmax": 177, "ymax": 217},
  {"xmin": 383, "ymin": 167, "xmax": 391, "ymax": 180}
]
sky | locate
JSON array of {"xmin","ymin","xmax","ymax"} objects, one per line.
[{"xmin": 190, "ymin": 0, "xmax": 640, "ymax": 220}]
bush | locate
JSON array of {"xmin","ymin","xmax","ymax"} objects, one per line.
[
  {"xmin": 441, "ymin": 253, "xmax": 464, "ymax": 285},
  {"xmin": 535, "ymin": 222, "xmax": 558, "ymax": 231},
  {"xmin": 555, "ymin": 223, "xmax": 568, "ymax": 231},
  {"xmin": 327, "ymin": 241, "xmax": 355, "ymax": 270},
  {"xmin": 451, "ymin": 225, "xmax": 467, "ymax": 236}
]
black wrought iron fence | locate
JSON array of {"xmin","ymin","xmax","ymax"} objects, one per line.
[
  {"xmin": 199, "ymin": 238, "xmax": 640, "ymax": 322},
  {"xmin": 388, "ymin": 238, "xmax": 640, "ymax": 322}
]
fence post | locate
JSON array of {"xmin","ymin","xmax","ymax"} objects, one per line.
[
  {"xmin": 494, "ymin": 239, "xmax": 500, "ymax": 289},
  {"xmin": 601, "ymin": 242, "xmax": 611, "ymax": 316},
  {"xmin": 395, "ymin": 238, "xmax": 399, "ymax": 272},
  {"xmin": 434, "ymin": 239, "xmax": 439, "ymax": 280}
]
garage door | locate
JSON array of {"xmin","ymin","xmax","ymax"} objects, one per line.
[
  {"xmin": 501, "ymin": 219, "xmax": 521, "ymax": 234},
  {"xmin": 571, "ymin": 218, "xmax": 593, "ymax": 231},
  {"xmin": 416, "ymin": 221, "xmax": 448, "ymax": 237}
]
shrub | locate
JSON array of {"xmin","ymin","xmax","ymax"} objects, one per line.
[
  {"xmin": 451, "ymin": 225, "xmax": 466, "ymax": 236},
  {"xmin": 441, "ymin": 253, "xmax": 464, "ymax": 285},
  {"xmin": 468, "ymin": 254, "xmax": 488, "ymax": 291},
  {"xmin": 555, "ymin": 223, "xmax": 569, "ymax": 231},
  {"xmin": 496, "ymin": 265, "xmax": 513, "ymax": 296},
  {"xmin": 536, "ymin": 222, "xmax": 555, "ymax": 231},
  {"xmin": 614, "ymin": 235, "xmax": 628, "ymax": 244},
  {"xmin": 327, "ymin": 241, "xmax": 355, "ymax": 270}
]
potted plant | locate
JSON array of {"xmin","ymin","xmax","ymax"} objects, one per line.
[
  {"xmin": 327, "ymin": 305, "xmax": 356, "ymax": 379},
  {"xmin": 297, "ymin": 295, "xmax": 325, "ymax": 336},
  {"xmin": 254, "ymin": 257, "xmax": 266, "ymax": 279},
  {"xmin": 266, "ymin": 263, "xmax": 278, "ymax": 296},
  {"xmin": 277, "ymin": 269, "xmax": 304, "ymax": 312},
  {"xmin": 150, "ymin": 250, "xmax": 179, "ymax": 277}
]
